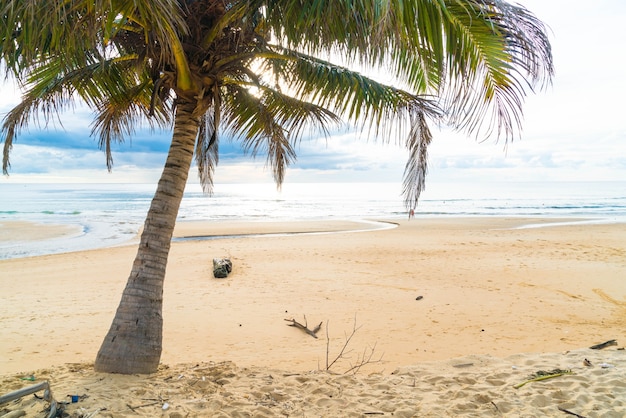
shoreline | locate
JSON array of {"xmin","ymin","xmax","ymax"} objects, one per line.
[{"xmin": 2, "ymin": 215, "xmax": 625, "ymax": 261}]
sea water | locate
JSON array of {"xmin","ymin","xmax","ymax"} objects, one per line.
[{"xmin": 1, "ymin": 181, "xmax": 625, "ymax": 259}]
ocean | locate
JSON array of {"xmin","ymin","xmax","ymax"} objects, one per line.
[{"xmin": 1, "ymin": 181, "xmax": 625, "ymax": 260}]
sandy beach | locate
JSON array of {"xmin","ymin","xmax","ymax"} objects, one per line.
[{"xmin": 1, "ymin": 217, "xmax": 625, "ymax": 417}]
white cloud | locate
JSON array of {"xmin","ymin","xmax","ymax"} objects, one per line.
[{"xmin": 0, "ymin": 80, "xmax": 20, "ymax": 109}]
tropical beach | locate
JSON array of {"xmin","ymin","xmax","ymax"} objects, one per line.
[
  {"xmin": 2, "ymin": 0, "xmax": 626, "ymax": 415},
  {"xmin": 1, "ymin": 217, "xmax": 625, "ymax": 416}
]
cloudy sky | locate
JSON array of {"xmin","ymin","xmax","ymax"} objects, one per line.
[{"xmin": 1, "ymin": 0, "xmax": 625, "ymax": 185}]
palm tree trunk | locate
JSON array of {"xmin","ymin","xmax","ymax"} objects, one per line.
[{"xmin": 94, "ymin": 101, "xmax": 200, "ymax": 374}]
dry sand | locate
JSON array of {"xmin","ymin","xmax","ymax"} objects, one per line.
[{"xmin": 1, "ymin": 217, "xmax": 625, "ymax": 417}]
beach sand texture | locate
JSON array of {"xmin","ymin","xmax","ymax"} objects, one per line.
[{"xmin": 1, "ymin": 218, "xmax": 625, "ymax": 417}]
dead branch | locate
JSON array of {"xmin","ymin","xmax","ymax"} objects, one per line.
[
  {"xmin": 558, "ymin": 407, "xmax": 587, "ymax": 418},
  {"xmin": 325, "ymin": 319, "xmax": 358, "ymax": 371},
  {"xmin": 127, "ymin": 401, "xmax": 160, "ymax": 412},
  {"xmin": 325, "ymin": 315, "xmax": 384, "ymax": 374},
  {"xmin": 284, "ymin": 315, "xmax": 322, "ymax": 339},
  {"xmin": 343, "ymin": 341, "xmax": 384, "ymax": 375}
]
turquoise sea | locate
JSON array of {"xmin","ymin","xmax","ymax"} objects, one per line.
[{"xmin": 1, "ymin": 181, "xmax": 625, "ymax": 260}]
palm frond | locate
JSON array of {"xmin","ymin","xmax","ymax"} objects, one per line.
[
  {"xmin": 221, "ymin": 85, "xmax": 296, "ymax": 185},
  {"xmin": 1, "ymin": 61, "xmax": 77, "ymax": 174},
  {"xmin": 264, "ymin": 48, "xmax": 442, "ymax": 137},
  {"xmin": 264, "ymin": 0, "xmax": 447, "ymax": 72},
  {"xmin": 264, "ymin": 0, "xmax": 552, "ymax": 142},
  {"xmin": 402, "ymin": 111, "xmax": 434, "ymax": 209},
  {"xmin": 1, "ymin": 47, "xmax": 170, "ymax": 173},
  {"xmin": 90, "ymin": 77, "xmax": 171, "ymax": 170},
  {"xmin": 195, "ymin": 88, "xmax": 221, "ymax": 194},
  {"xmin": 196, "ymin": 0, "xmax": 263, "ymax": 49},
  {"xmin": 221, "ymin": 81, "xmax": 342, "ymax": 185},
  {"xmin": 439, "ymin": 0, "xmax": 554, "ymax": 140},
  {"xmin": 1, "ymin": 0, "xmax": 187, "ymax": 76}
]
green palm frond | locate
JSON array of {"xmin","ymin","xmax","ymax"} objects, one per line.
[
  {"xmin": 1, "ymin": 46, "xmax": 170, "ymax": 173},
  {"xmin": 90, "ymin": 76, "xmax": 172, "ymax": 170},
  {"xmin": 246, "ymin": 78, "xmax": 342, "ymax": 141},
  {"xmin": 265, "ymin": 0, "xmax": 552, "ymax": 139},
  {"xmin": 255, "ymin": 49, "xmax": 442, "ymax": 206},
  {"xmin": 217, "ymin": 87, "xmax": 278, "ymax": 183},
  {"xmin": 258, "ymin": 0, "xmax": 551, "ymax": 207},
  {"xmin": 1, "ymin": 60, "xmax": 79, "ymax": 174},
  {"xmin": 1, "ymin": 1, "xmax": 92, "ymax": 75},
  {"xmin": 224, "ymin": 84, "xmax": 295, "ymax": 185},
  {"xmin": 1, "ymin": 0, "xmax": 187, "ymax": 77},
  {"xmin": 439, "ymin": 0, "xmax": 553, "ymax": 140},
  {"xmin": 264, "ymin": 0, "xmax": 447, "ymax": 71},
  {"xmin": 265, "ymin": 49, "xmax": 441, "ymax": 134},
  {"xmin": 196, "ymin": 0, "xmax": 263, "ymax": 49},
  {"xmin": 220, "ymin": 81, "xmax": 341, "ymax": 185}
]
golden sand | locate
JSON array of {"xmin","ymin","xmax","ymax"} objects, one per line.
[{"xmin": 1, "ymin": 218, "xmax": 624, "ymax": 416}]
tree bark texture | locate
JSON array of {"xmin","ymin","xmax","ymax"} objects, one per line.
[{"xmin": 94, "ymin": 101, "xmax": 200, "ymax": 374}]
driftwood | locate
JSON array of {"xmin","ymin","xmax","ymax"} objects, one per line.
[
  {"xmin": 212, "ymin": 258, "xmax": 232, "ymax": 278},
  {"xmin": 0, "ymin": 381, "xmax": 51, "ymax": 405},
  {"xmin": 284, "ymin": 316, "xmax": 322, "ymax": 338},
  {"xmin": 589, "ymin": 339, "xmax": 617, "ymax": 350},
  {"xmin": 0, "ymin": 381, "xmax": 58, "ymax": 418}
]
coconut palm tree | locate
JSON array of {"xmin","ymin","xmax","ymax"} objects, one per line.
[{"xmin": 1, "ymin": 0, "xmax": 552, "ymax": 374}]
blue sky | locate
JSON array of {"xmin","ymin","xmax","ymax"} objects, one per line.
[{"xmin": 1, "ymin": 0, "xmax": 625, "ymax": 185}]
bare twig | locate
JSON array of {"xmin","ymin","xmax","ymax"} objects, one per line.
[
  {"xmin": 558, "ymin": 407, "xmax": 587, "ymax": 418},
  {"xmin": 344, "ymin": 341, "xmax": 383, "ymax": 375},
  {"xmin": 325, "ymin": 315, "xmax": 383, "ymax": 374},
  {"xmin": 326, "ymin": 320, "xmax": 331, "ymax": 370},
  {"xmin": 491, "ymin": 401, "xmax": 500, "ymax": 413},
  {"xmin": 326, "ymin": 318, "xmax": 359, "ymax": 371}
]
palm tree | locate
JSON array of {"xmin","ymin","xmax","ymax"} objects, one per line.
[{"xmin": 1, "ymin": 0, "xmax": 553, "ymax": 374}]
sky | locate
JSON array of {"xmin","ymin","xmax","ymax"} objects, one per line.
[{"xmin": 1, "ymin": 0, "xmax": 625, "ymax": 186}]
